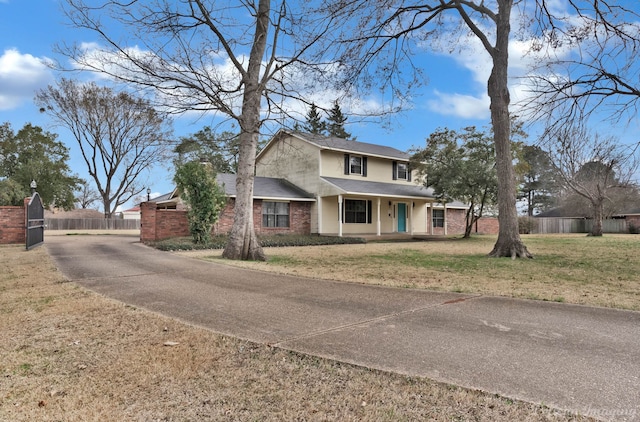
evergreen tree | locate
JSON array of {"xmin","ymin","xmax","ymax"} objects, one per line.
[
  {"xmin": 302, "ymin": 103, "xmax": 325, "ymax": 134},
  {"xmin": 0, "ymin": 122, "xmax": 82, "ymax": 209},
  {"xmin": 326, "ymin": 100, "xmax": 352, "ymax": 139}
]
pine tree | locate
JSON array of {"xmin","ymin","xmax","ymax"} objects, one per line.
[
  {"xmin": 326, "ymin": 100, "xmax": 352, "ymax": 139},
  {"xmin": 302, "ymin": 103, "xmax": 325, "ymax": 134}
]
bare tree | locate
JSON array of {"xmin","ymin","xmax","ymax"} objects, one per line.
[
  {"xmin": 75, "ymin": 179, "xmax": 101, "ymax": 209},
  {"xmin": 541, "ymin": 124, "xmax": 640, "ymax": 236},
  {"xmin": 36, "ymin": 78, "xmax": 172, "ymax": 218},
  {"xmin": 524, "ymin": 2, "xmax": 640, "ymax": 131},
  {"xmin": 57, "ymin": 0, "xmax": 344, "ymax": 260},
  {"xmin": 327, "ymin": 0, "xmax": 533, "ymax": 258}
]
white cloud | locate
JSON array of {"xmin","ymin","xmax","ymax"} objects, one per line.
[
  {"xmin": 427, "ymin": 90, "xmax": 490, "ymax": 119},
  {"xmin": 0, "ymin": 48, "xmax": 54, "ymax": 110}
]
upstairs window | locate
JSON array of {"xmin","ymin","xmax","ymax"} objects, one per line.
[
  {"xmin": 262, "ymin": 201, "xmax": 290, "ymax": 228},
  {"xmin": 397, "ymin": 162, "xmax": 408, "ymax": 180},
  {"xmin": 350, "ymin": 156, "xmax": 363, "ymax": 175},
  {"xmin": 393, "ymin": 161, "xmax": 411, "ymax": 181},
  {"xmin": 432, "ymin": 209, "xmax": 445, "ymax": 228},
  {"xmin": 344, "ymin": 154, "xmax": 367, "ymax": 176}
]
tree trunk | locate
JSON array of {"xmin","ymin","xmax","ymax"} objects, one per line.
[
  {"xmin": 589, "ymin": 201, "xmax": 604, "ymax": 236},
  {"xmin": 487, "ymin": 0, "xmax": 532, "ymax": 258},
  {"xmin": 222, "ymin": 0, "xmax": 269, "ymax": 261}
]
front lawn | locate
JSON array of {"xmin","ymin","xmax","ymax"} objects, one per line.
[{"xmin": 181, "ymin": 234, "xmax": 640, "ymax": 311}]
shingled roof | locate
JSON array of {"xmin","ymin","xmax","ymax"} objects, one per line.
[
  {"xmin": 321, "ymin": 177, "xmax": 434, "ymax": 199},
  {"xmin": 216, "ymin": 174, "xmax": 316, "ymax": 201},
  {"xmin": 280, "ymin": 131, "xmax": 411, "ymax": 161}
]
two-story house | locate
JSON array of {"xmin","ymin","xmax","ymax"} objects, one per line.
[
  {"xmin": 255, "ymin": 130, "xmax": 446, "ymax": 236},
  {"xmin": 140, "ymin": 129, "xmax": 470, "ymax": 242}
]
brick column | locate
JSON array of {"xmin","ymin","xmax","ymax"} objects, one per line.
[{"xmin": 140, "ymin": 201, "xmax": 157, "ymax": 242}]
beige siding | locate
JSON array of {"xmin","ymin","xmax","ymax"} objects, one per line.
[
  {"xmin": 320, "ymin": 196, "xmax": 429, "ymax": 235},
  {"xmin": 320, "ymin": 150, "xmax": 416, "ymax": 185},
  {"xmin": 256, "ymin": 135, "xmax": 321, "ymax": 193},
  {"xmin": 256, "ymin": 133, "xmax": 432, "ymax": 236}
]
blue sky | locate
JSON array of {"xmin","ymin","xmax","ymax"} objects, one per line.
[{"xmin": 1, "ymin": 0, "xmax": 637, "ymax": 211}]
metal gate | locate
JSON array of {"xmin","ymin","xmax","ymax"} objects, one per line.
[{"xmin": 26, "ymin": 192, "xmax": 44, "ymax": 250}]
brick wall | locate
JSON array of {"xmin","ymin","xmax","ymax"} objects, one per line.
[
  {"xmin": 445, "ymin": 209, "xmax": 467, "ymax": 234},
  {"xmin": 428, "ymin": 207, "xmax": 499, "ymax": 236},
  {"xmin": 475, "ymin": 217, "xmax": 499, "ymax": 234},
  {"xmin": 140, "ymin": 199, "xmax": 312, "ymax": 242},
  {"xmin": 0, "ymin": 201, "xmax": 26, "ymax": 245}
]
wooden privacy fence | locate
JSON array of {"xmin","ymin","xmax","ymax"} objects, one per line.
[
  {"xmin": 45, "ymin": 218, "xmax": 141, "ymax": 230},
  {"xmin": 533, "ymin": 218, "xmax": 628, "ymax": 234}
]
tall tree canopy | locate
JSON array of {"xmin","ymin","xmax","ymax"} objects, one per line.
[
  {"xmin": 173, "ymin": 128, "xmax": 240, "ymax": 174},
  {"xmin": 412, "ymin": 126, "xmax": 497, "ymax": 238},
  {"xmin": 36, "ymin": 79, "xmax": 172, "ymax": 218},
  {"xmin": 0, "ymin": 122, "xmax": 81, "ymax": 209},
  {"xmin": 58, "ymin": 0, "xmax": 348, "ymax": 260}
]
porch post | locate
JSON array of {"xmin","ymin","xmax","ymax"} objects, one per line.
[
  {"xmin": 338, "ymin": 194, "xmax": 343, "ymax": 237},
  {"xmin": 444, "ymin": 205, "xmax": 448, "ymax": 235},
  {"xmin": 429, "ymin": 205, "xmax": 433, "ymax": 235},
  {"xmin": 410, "ymin": 201, "xmax": 414, "ymax": 235},
  {"xmin": 317, "ymin": 196, "xmax": 322, "ymax": 234},
  {"xmin": 376, "ymin": 197, "xmax": 381, "ymax": 236}
]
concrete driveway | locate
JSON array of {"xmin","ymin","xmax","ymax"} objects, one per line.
[{"xmin": 45, "ymin": 234, "xmax": 640, "ymax": 421}]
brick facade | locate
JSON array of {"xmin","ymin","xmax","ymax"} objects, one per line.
[
  {"xmin": 140, "ymin": 199, "xmax": 312, "ymax": 242},
  {"xmin": 0, "ymin": 199, "xmax": 28, "ymax": 245},
  {"xmin": 474, "ymin": 217, "xmax": 500, "ymax": 234},
  {"xmin": 428, "ymin": 207, "xmax": 499, "ymax": 236}
]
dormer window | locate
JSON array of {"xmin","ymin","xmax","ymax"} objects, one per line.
[
  {"xmin": 393, "ymin": 161, "xmax": 411, "ymax": 181},
  {"xmin": 344, "ymin": 154, "xmax": 367, "ymax": 177}
]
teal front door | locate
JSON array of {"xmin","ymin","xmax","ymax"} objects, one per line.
[{"xmin": 397, "ymin": 203, "xmax": 407, "ymax": 232}]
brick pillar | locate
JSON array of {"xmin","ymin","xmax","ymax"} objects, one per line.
[{"xmin": 140, "ymin": 201, "xmax": 157, "ymax": 242}]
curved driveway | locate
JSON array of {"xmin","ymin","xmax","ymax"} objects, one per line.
[{"xmin": 45, "ymin": 235, "xmax": 640, "ymax": 421}]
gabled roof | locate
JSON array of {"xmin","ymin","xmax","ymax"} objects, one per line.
[
  {"xmin": 321, "ymin": 177, "xmax": 434, "ymax": 199},
  {"xmin": 260, "ymin": 129, "xmax": 410, "ymax": 161},
  {"xmin": 217, "ymin": 174, "xmax": 315, "ymax": 201}
]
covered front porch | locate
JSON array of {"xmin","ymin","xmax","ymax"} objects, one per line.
[{"xmin": 317, "ymin": 194, "xmax": 434, "ymax": 236}]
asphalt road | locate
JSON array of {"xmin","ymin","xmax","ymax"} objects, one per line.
[{"xmin": 45, "ymin": 234, "xmax": 640, "ymax": 421}]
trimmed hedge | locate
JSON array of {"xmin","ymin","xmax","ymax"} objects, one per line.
[{"xmin": 148, "ymin": 234, "xmax": 366, "ymax": 251}]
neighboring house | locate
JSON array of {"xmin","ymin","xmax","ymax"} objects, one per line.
[
  {"xmin": 255, "ymin": 130, "xmax": 466, "ymax": 236},
  {"xmin": 614, "ymin": 208, "xmax": 640, "ymax": 232},
  {"xmin": 121, "ymin": 205, "xmax": 141, "ymax": 219}
]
